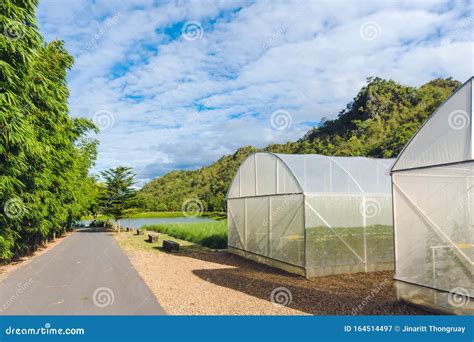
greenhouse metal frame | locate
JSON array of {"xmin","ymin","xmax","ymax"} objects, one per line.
[
  {"xmin": 391, "ymin": 77, "xmax": 474, "ymax": 315},
  {"xmin": 226, "ymin": 152, "xmax": 395, "ymax": 277}
]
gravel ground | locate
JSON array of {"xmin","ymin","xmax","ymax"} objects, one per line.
[{"xmin": 115, "ymin": 232, "xmax": 427, "ymax": 315}]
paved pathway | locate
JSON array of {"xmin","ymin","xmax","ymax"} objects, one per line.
[{"xmin": 0, "ymin": 228, "xmax": 165, "ymax": 315}]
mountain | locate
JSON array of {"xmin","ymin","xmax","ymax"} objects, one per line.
[{"xmin": 137, "ymin": 77, "xmax": 461, "ymax": 212}]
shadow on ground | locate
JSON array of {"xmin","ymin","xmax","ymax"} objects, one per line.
[
  {"xmin": 76, "ymin": 228, "xmax": 114, "ymax": 236},
  {"xmin": 169, "ymin": 247, "xmax": 427, "ymax": 315},
  {"xmin": 152, "ymin": 244, "xmax": 203, "ymax": 253}
]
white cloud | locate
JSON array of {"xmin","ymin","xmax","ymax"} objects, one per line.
[{"xmin": 37, "ymin": 0, "xmax": 473, "ymax": 186}]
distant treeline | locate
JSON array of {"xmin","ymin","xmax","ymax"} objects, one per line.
[
  {"xmin": 0, "ymin": 1, "xmax": 98, "ymax": 260},
  {"xmin": 137, "ymin": 77, "xmax": 461, "ymax": 212}
]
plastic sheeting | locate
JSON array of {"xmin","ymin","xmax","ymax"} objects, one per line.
[
  {"xmin": 227, "ymin": 153, "xmax": 394, "ymax": 198},
  {"xmin": 392, "ymin": 78, "xmax": 474, "ymax": 171},
  {"xmin": 227, "ymin": 152, "xmax": 395, "ymax": 276},
  {"xmin": 391, "ymin": 78, "xmax": 474, "ymax": 312},
  {"xmin": 393, "ymin": 164, "xmax": 474, "ymax": 298}
]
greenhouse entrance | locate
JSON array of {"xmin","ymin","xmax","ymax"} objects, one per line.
[{"xmin": 226, "ymin": 152, "xmax": 395, "ymax": 277}]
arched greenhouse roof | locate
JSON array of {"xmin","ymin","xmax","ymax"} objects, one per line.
[
  {"xmin": 391, "ymin": 77, "xmax": 474, "ymax": 172},
  {"xmin": 226, "ymin": 152, "xmax": 395, "ymax": 199}
]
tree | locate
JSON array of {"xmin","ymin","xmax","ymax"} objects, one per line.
[
  {"xmin": 0, "ymin": 0, "xmax": 98, "ymax": 260},
  {"xmin": 99, "ymin": 167, "xmax": 136, "ymax": 227},
  {"xmin": 86, "ymin": 179, "xmax": 105, "ymax": 221}
]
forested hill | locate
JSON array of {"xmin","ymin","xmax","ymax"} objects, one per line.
[{"xmin": 137, "ymin": 77, "xmax": 461, "ymax": 212}]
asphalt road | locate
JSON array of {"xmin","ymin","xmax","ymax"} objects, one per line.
[{"xmin": 0, "ymin": 228, "xmax": 166, "ymax": 315}]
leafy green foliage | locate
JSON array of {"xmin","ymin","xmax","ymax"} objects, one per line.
[
  {"xmin": 138, "ymin": 77, "xmax": 461, "ymax": 213},
  {"xmin": 0, "ymin": 1, "xmax": 97, "ymax": 260},
  {"xmin": 298, "ymin": 77, "xmax": 461, "ymax": 158},
  {"xmin": 99, "ymin": 167, "xmax": 136, "ymax": 221}
]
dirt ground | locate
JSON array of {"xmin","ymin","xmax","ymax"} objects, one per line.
[{"xmin": 115, "ymin": 232, "xmax": 427, "ymax": 315}]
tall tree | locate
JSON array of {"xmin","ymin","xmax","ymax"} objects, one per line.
[
  {"xmin": 0, "ymin": 0, "xmax": 98, "ymax": 260},
  {"xmin": 99, "ymin": 167, "xmax": 136, "ymax": 227}
]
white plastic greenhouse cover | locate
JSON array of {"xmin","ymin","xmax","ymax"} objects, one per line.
[
  {"xmin": 227, "ymin": 152, "xmax": 396, "ymax": 277},
  {"xmin": 391, "ymin": 77, "xmax": 474, "ymax": 312},
  {"xmin": 226, "ymin": 153, "xmax": 395, "ymax": 198},
  {"xmin": 391, "ymin": 77, "xmax": 474, "ymax": 172}
]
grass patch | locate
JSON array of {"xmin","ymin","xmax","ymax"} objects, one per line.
[
  {"xmin": 115, "ymin": 230, "xmax": 201, "ymax": 253},
  {"xmin": 143, "ymin": 221, "xmax": 227, "ymax": 249}
]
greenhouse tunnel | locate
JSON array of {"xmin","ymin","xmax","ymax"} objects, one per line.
[{"xmin": 226, "ymin": 152, "xmax": 395, "ymax": 277}]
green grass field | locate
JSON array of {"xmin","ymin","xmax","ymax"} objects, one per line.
[
  {"xmin": 143, "ymin": 221, "xmax": 227, "ymax": 249},
  {"xmin": 140, "ymin": 222, "xmax": 393, "ymax": 256}
]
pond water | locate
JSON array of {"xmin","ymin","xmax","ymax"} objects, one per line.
[{"xmin": 81, "ymin": 216, "xmax": 212, "ymax": 228}]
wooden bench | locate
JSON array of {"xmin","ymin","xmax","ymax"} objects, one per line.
[
  {"xmin": 147, "ymin": 232, "xmax": 159, "ymax": 243},
  {"xmin": 163, "ymin": 240, "xmax": 179, "ymax": 252},
  {"xmin": 136, "ymin": 229, "xmax": 144, "ymax": 236}
]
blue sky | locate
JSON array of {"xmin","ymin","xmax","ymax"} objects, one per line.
[{"xmin": 37, "ymin": 0, "xmax": 473, "ymax": 186}]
